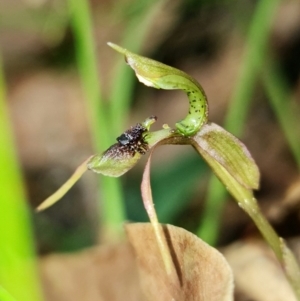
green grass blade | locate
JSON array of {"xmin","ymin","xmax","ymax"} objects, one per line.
[
  {"xmin": 109, "ymin": 0, "xmax": 162, "ymax": 135},
  {"xmin": 197, "ymin": 177, "xmax": 226, "ymax": 243},
  {"xmin": 0, "ymin": 57, "xmax": 43, "ymax": 301},
  {"xmin": 0, "ymin": 286, "xmax": 17, "ymax": 301},
  {"xmin": 263, "ymin": 62, "xmax": 300, "ymax": 168},
  {"xmin": 68, "ymin": 0, "xmax": 125, "ymax": 238},
  {"xmin": 68, "ymin": 0, "xmax": 109, "ymax": 150},
  {"xmin": 197, "ymin": 0, "xmax": 282, "ymax": 244},
  {"xmin": 225, "ymin": 0, "xmax": 281, "ymax": 135}
]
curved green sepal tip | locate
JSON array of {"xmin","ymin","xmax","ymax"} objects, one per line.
[{"xmin": 108, "ymin": 42, "xmax": 209, "ymax": 136}]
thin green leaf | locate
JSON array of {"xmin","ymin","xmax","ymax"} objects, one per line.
[
  {"xmin": 263, "ymin": 61, "xmax": 300, "ymax": 169},
  {"xmin": 0, "ymin": 55, "xmax": 43, "ymax": 301},
  {"xmin": 0, "ymin": 287, "xmax": 17, "ymax": 301},
  {"xmin": 68, "ymin": 0, "xmax": 125, "ymax": 237},
  {"xmin": 109, "ymin": 0, "xmax": 167, "ymax": 136}
]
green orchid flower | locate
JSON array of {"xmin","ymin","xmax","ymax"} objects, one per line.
[{"xmin": 36, "ymin": 44, "xmax": 300, "ymax": 298}]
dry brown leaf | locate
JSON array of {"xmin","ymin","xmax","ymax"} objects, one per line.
[
  {"xmin": 223, "ymin": 240, "xmax": 297, "ymax": 301},
  {"xmin": 126, "ymin": 223, "xmax": 234, "ymax": 301},
  {"xmin": 40, "ymin": 243, "xmax": 142, "ymax": 301}
]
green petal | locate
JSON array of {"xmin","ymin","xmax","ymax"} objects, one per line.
[
  {"xmin": 87, "ymin": 126, "xmax": 174, "ymax": 177},
  {"xmin": 87, "ymin": 144, "xmax": 143, "ymax": 177},
  {"xmin": 193, "ymin": 123, "xmax": 260, "ymax": 189}
]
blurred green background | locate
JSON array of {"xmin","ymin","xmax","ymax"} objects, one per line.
[{"xmin": 1, "ymin": 0, "xmax": 300, "ymax": 299}]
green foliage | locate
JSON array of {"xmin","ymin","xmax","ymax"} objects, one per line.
[
  {"xmin": 68, "ymin": 0, "xmax": 125, "ymax": 237},
  {"xmin": 0, "ymin": 57, "xmax": 43, "ymax": 301},
  {"xmin": 3, "ymin": 0, "xmax": 300, "ymax": 298},
  {"xmin": 0, "ymin": 287, "xmax": 17, "ymax": 301}
]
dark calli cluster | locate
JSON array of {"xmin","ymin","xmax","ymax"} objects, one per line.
[{"xmin": 116, "ymin": 123, "xmax": 149, "ymax": 155}]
